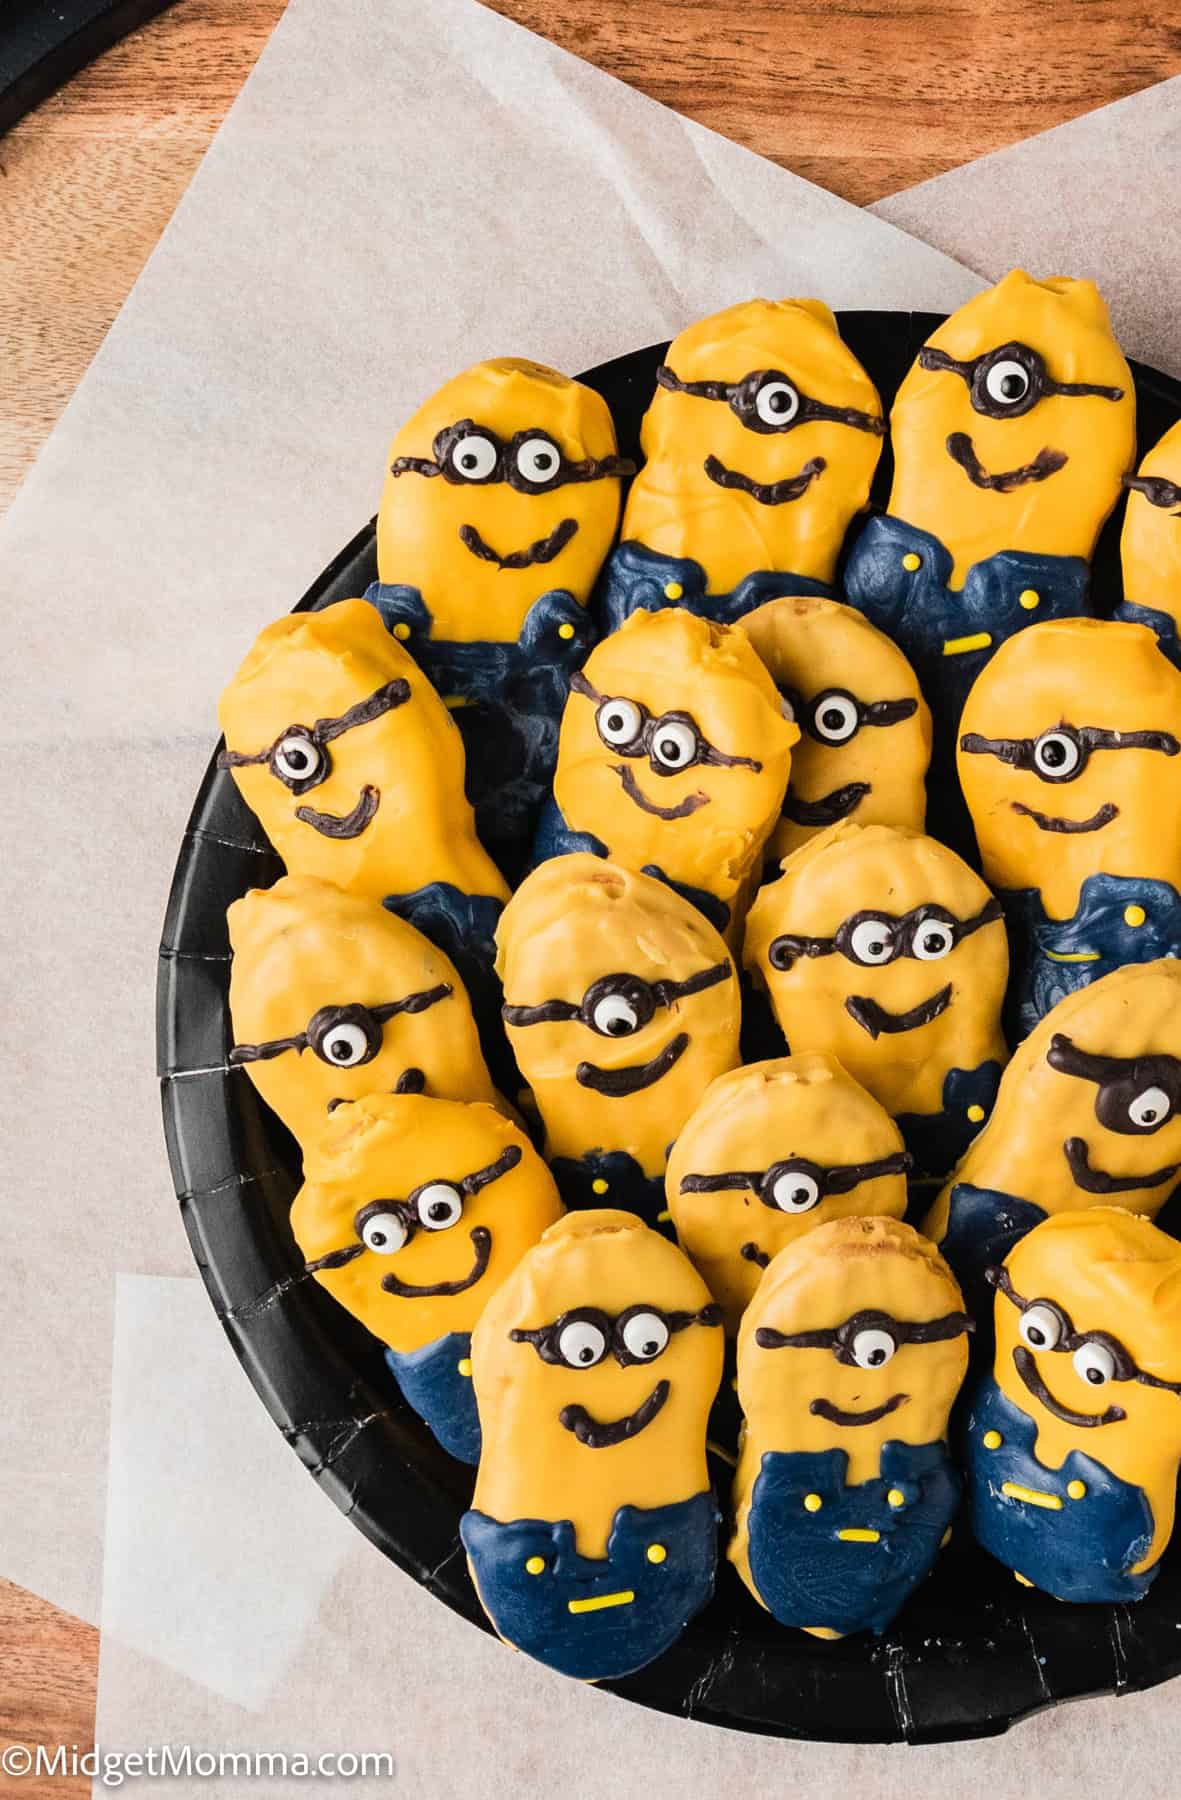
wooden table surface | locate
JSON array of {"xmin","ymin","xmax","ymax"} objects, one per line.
[{"xmin": 3, "ymin": 0, "xmax": 1178, "ymax": 1788}]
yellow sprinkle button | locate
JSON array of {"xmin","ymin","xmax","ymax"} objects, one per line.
[
  {"xmin": 664, "ymin": 581, "xmax": 685, "ymax": 600},
  {"xmin": 1067, "ymin": 1479, "xmax": 1087, "ymax": 1500},
  {"xmin": 887, "ymin": 1489, "xmax": 905, "ymax": 1509},
  {"xmin": 804, "ymin": 1493, "xmax": 823, "ymax": 1513},
  {"xmin": 457, "ymin": 1357, "xmax": 472, "ymax": 1378},
  {"xmin": 967, "ymin": 1103, "xmax": 986, "ymax": 1123},
  {"xmin": 1125, "ymin": 904, "xmax": 1147, "ymax": 928},
  {"xmin": 646, "ymin": 1544, "xmax": 667, "ymax": 1565},
  {"xmin": 558, "ymin": 621, "xmax": 576, "ymax": 640},
  {"xmin": 983, "ymin": 1430, "xmax": 1003, "ymax": 1450},
  {"xmin": 525, "ymin": 1556, "xmax": 546, "ymax": 1576},
  {"xmin": 1019, "ymin": 589, "xmax": 1041, "ymax": 611},
  {"xmin": 392, "ymin": 621, "xmax": 411, "ymax": 640},
  {"xmin": 940, "ymin": 1528, "xmax": 952, "ymax": 1549},
  {"xmin": 591, "ymin": 1177, "xmax": 610, "ymax": 1196},
  {"xmin": 902, "ymin": 552, "xmax": 922, "ymax": 572}
]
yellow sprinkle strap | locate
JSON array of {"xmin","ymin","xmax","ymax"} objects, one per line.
[
  {"xmin": 942, "ymin": 632, "xmax": 993, "ymax": 657},
  {"xmin": 1001, "ymin": 1481, "xmax": 1062, "ymax": 1512},
  {"xmin": 567, "ymin": 1590, "xmax": 635, "ymax": 1615},
  {"xmin": 837, "ymin": 1528, "xmax": 881, "ymax": 1543},
  {"xmin": 1045, "ymin": 949, "xmax": 1101, "ymax": 964}
]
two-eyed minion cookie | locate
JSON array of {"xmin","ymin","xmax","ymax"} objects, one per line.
[
  {"xmin": 1117, "ymin": 418, "xmax": 1181, "ymax": 666},
  {"xmin": 665, "ymin": 1054, "xmax": 910, "ymax": 1334},
  {"xmin": 293, "ymin": 1095, "xmax": 562, "ymax": 1463},
  {"xmin": 461, "ymin": 1210, "xmax": 725, "ymax": 1681},
  {"xmin": 600, "ymin": 299, "xmax": 884, "ymax": 629},
  {"xmin": 730, "ymin": 1217, "xmax": 971, "ymax": 1638}
]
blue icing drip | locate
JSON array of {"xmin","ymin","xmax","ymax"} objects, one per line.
[
  {"xmin": 531, "ymin": 805, "xmax": 731, "ymax": 933},
  {"xmin": 548, "ymin": 1150, "xmax": 672, "ymax": 1236},
  {"xmin": 895, "ymin": 1061, "xmax": 1003, "ymax": 1181},
  {"xmin": 461, "ymin": 1492, "xmax": 719, "ymax": 1681},
  {"xmin": 964, "ymin": 1377, "xmax": 1158, "ymax": 1603},
  {"xmin": 381, "ymin": 883, "xmax": 514, "ymax": 1094},
  {"xmin": 937, "ymin": 1184, "xmax": 1048, "ymax": 1332},
  {"xmin": 384, "ymin": 1332, "xmax": 480, "ymax": 1465},
  {"xmin": 597, "ymin": 539, "xmax": 830, "ymax": 634},
  {"xmin": 364, "ymin": 581, "xmax": 595, "ymax": 868},
  {"xmin": 1001, "ymin": 875, "xmax": 1181, "ymax": 1039},
  {"xmin": 746, "ymin": 1440, "xmax": 960, "ymax": 1636},
  {"xmin": 1114, "ymin": 599, "xmax": 1181, "ymax": 670}
]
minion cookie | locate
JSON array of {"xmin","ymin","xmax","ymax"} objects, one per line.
[
  {"xmin": 730, "ymin": 1217, "xmax": 971, "ymax": 1637},
  {"xmin": 536, "ymin": 608, "xmax": 797, "ymax": 935},
  {"xmin": 958, "ymin": 617, "xmax": 1181, "ymax": 1035},
  {"xmin": 293, "ymin": 1094, "xmax": 562, "ymax": 1463},
  {"xmin": 227, "ymin": 876, "xmax": 503, "ymax": 1150},
  {"xmin": 744, "ymin": 822, "xmax": 1009, "ymax": 1178},
  {"xmin": 739, "ymin": 595, "xmax": 930, "ymax": 861},
  {"xmin": 924, "ymin": 961, "xmax": 1181, "ymax": 1324},
  {"xmin": 368, "ymin": 360, "xmax": 633, "ymax": 871},
  {"xmin": 218, "ymin": 600, "xmax": 512, "ymax": 1084},
  {"xmin": 600, "ymin": 299, "xmax": 884, "ymax": 630},
  {"xmin": 844, "ymin": 271, "xmax": 1134, "ymax": 792},
  {"xmin": 1117, "ymin": 419, "xmax": 1181, "ymax": 666},
  {"xmin": 461, "ymin": 1209, "xmax": 725, "ymax": 1681},
  {"xmin": 496, "ymin": 856, "xmax": 741, "ymax": 1223},
  {"xmin": 965, "ymin": 1209, "xmax": 1181, "ymax": 1604},
  {"xmin": 665, "ymin": 1054, "xmax": 910, "ymax": 1334}
]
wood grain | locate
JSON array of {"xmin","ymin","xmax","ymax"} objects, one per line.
[{"xmin": 0, "ymin": 1579, "xmax": 99, "ymax": 1799}]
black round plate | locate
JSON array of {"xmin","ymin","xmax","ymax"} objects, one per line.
[
  {"xmin": 157, "ymin": 313, "xmax": 1181, "ymax": 1743},
  {"xmin": 0, "ymin": 1, "xmax": 178, "ymax": 137}
]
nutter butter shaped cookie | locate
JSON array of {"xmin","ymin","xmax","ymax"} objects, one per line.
[
  {"xmin": 461, "ymin": 1210, "xmax": 724, "ymax": 1681},
  {"xmin": 924, "ymin": 961, "xmax": 1181, "ymax": 1322},
  {"xmin": 368, "ymin": 360, "xmax": 632, "ymax": 869},
  {"xmin": 1117, "ymin": 419, "xmax": 1181, "ymax": 666},
  {"xmin": 292, "ymin": 1094, "xmax": 562, "ymax": 1463},
  {"xmin": 665, "ymin": 1054, "xmax": 910, "ymax": 1335},
  {"xmin": 730, "ymin": 1217, "xmax": 971, "ymax": 1638},
  {"xmin": 743, "ymin": 822, "xmax": 1009, "ymax": 1177},
  {"xmin": 965, "ymin": 1209, "xmax": 1181, "ymax": 1604},
  {"xmin": 957, "ymin": 617, "xmax": 1181, "ymax": 1035},
  {"xmin": 536, "ymin": 608, "xmax": 797, "ymax": 935},
  {"xmin": 844, "ymin": 271, "xmax": 1134, "ymax": 758},
  {"xmin": 227, "ymin": 876, "xmax": 502, "ymax": 1150},
  {"xmin": 739, "ymin": 595, "xmax": 931, "ymax": 862},
  {"xmin": 599, "ymin": 299, "xmax": 884, "ymax": 630},
  {"xmin": 496, "ymin": 856, "xmax": 741, "ymax": 1222}
]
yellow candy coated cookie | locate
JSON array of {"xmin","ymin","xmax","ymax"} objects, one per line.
[{"xmin": 1121, "ymin": 418, "xmax": 1181, "ymax": 644}]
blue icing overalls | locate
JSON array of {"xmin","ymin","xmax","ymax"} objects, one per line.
[
  {"xmin": 597, "ymin": 539, "xmax": 830, "ymax": 634},
  {"xmin": 746, "ymin": 1440, "xmax": 960, "ymax": 1637},
  {"xmin": 548, "ymin": 1150, "xmax": 672, "ymax": 1236},
  {"xmin": 1002, "ymin": 875, "xmax": 1181, "ymax": 1041},
  {"xmin": 532, "ymin": 799, "xmax": 732, "ymax": 935},
  {"xmin": 460, "ymin": 1491, "xmax": 719, "ymax": 1680},
  {"xmin": 365, "ymin": 582, "xmax": 596, "ymax": 878},
  {"xmin": 937, "ymin": 1184, "xmax": 1048, "ymax": 1334},
  {"xmin": 382, "ymin": 882, "xmax": 515, "ymax": 1096},
  {"xmin": 965, "ymin": 1377, "xmax": 1157, "ymax": 1603},
  {"xmin": 894, "ymin": 1061, "xmax": 1003, "ymax": 1182},
  {"xmin": 385, "ymin": 1331, "xmax": 480, "ymax": 1465},
  {"xmin": 1115, "ymin": 599, "xmax": 1181, "ymax": 670}
]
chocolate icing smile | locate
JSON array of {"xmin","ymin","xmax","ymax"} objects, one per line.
[
  {"xmin": 614, "ymin": 763, "xmax": 710, "ymax": 819},
  {"xmin": 845, "ymin": 985, "xmax": 952, "ymax": 1039},
  {"xmin": 945, "ymin": 432, "xmax": 1067, "ymax": 492},
  {"xmin": 380, "ymin": 1225, "xmax": 492, "ymax": 1298},
  {"xmin": 558, "ymin": 1379, "xmax": 670, "ymax": 1448},
  {"xmin": 782, "ymin": 781, "xmax": 870, "ymax": 826},
  {"xmin": 703, "ymin": 453, "xmax": 825, "ymax": 506},
  {"xmin": 1013, "ymin": 1345, "xmax": 1126, "ymax": 1428},
  {"xmin": 294, "ymin": 784, "xmax": 380, "ymax": 838},
  {"xmin": 577, "ymin": 1032, "xmax": 690, "ymax": 1096},
  {"xmin": 1063, "ymin": 1135, "xmax": 1181, "ymax": 1195},
  {"xmin": 458, "ymin": 517, "xmax": 578, "ymax": 569},
  {"xmin": 809, "ymin": 1393, "xmax": 908, "ymax": 1428},
  {"xmin": 1011, "ymin": 799, "xmax": 1118, "ymax": 834}
]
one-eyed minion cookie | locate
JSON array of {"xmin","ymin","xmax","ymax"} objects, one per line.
[
  {"xmin": 1118, "ymin": 419, "xmax": 1181, "ymax": 667},
  {"xmin": 730, "ymin": 1216, "xmax": 971, "ymax": 1638},
  {"xmin": 958, "ymin": 618, "xmax": 1181, "ymax": 1033},
  {"xmin": 538, "ymin": 608, "xmax": 797, "ymax": 935},
  {"xmin": 293, "ymin": 1094, "xmax": 562, "ymax": 1463},
  {"xmin": 665, "ymin": 1054, "xmax": 910, "ymax": 1334},
  {"xmin": 965, "ymin": 1209, "xmax": 1181, "ymax": 1604},
  {"xmin": 496, "ymin": 856, "xmax": 741, "ymax": 1221},
  {"xmin": 744, "ymin": 822, "xmax": 1009, "ymax": 1177},
  {"xmin": 461, "ymin": 1209, "xmax": 725, "ymax": 1681},
  {"xmin": 368, "ymin": 360, "xmax": 633, "ymax": 866},
  {"xmin": 924, "ymin": 961, "xmax": 1181, "ymax": 1320},
  {"xmin": 739, "ymin": 595, "xmax": 930, "ymax": 860},
  {"xmin": 600, "ymin": 299, "xmax": 884, "ymax": 629},
  {"xmin": 227, "ymin": 876, "xmax": 502, "ymax": 1149}
]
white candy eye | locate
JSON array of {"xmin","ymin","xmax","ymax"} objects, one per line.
[
  {"xmin": 1033, "ymin": 730, "xmax": 1081, "ymax": 779},
  {"xmin": 416, "ymin": 1183, "xmax": 463, "ymax": 1230},
  {"xmin": 591, "ymin": 994, "xmax": 640, "ymax": 1037},
  {"xmin": 912, "ymin": 920, "xmax": 955, "ymax": 962},
  {"xmin": 1129, "ymin": 1086, "xmax": 1171, "ymax": 1129},
  {"xmin": 621, "ymin": 1311, "xmax": 669, "ymax": 1361},
  {"xmin": 515, "ymin": 436, "xmax": 562, "ymax": 485},
  {"xmin": 1072, "ymin": 1340, "xmax": 1117, "ymax": 1386},
  {"xmin": 318, "ymin": 1022, "xmax": 371, "ymax": 1067},
  {"xmin": 1019, "ymin": 1303, "xmax": 1062, "ymax": 1352},
  {"xmin": 851, "ymin": 1327, "xmax": 895, "ymax": 1369},
  {"xmin": 448, "ymin": 434, "xmax": 498, "ymax": 481},
  {"xmin": 596, "ymin": 697, "xmax": 643, "ymax": 748},
  {"xmin": 360, "ymin": 1211, "xmax": 408, "ymax": 1254},
  {"xmin": 770, "ymin": 1170, "xmax": 821, "ymax": 1213},
  {"xmin": 812, "ymin": 693, "xmax": 859, "ymax": 745},
  {"xmin": 651, "ymin": 719, "xmax": 697, "ymax": 770},
  {"xmin": 984, "ymin": 358, "xmax": 1032, "ymax": 407},
  {"xmin": 558, "ymin": 1319, "xmax": 608, "ymax": 1368},
  {"xmin": 849, "ymin": 919, "xmax": 894, "ymax": 965},
  {"xmin": 273, "ymin": 734, "xmax": 323, "ymax": 785},
  {"xmin": 755, "ymin": 378, "xmax": 800, "ymax": 427}
]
